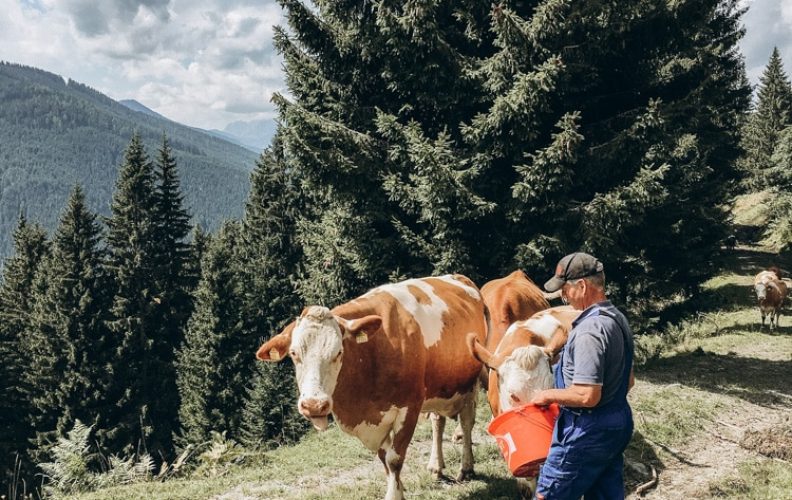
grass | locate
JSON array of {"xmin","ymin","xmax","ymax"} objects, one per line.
[{"xmin": 708, "ymin": 460, "xmax": 792, "ymax": 499}]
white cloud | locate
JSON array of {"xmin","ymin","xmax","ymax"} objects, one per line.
[{"xmin": 0, "ymin": 0, "xmax": 285, "ymax": 129}]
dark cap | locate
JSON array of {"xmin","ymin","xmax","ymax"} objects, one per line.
[{"xmin": 544, "ymin": 252, "xmax": 604, "ymax": 292}]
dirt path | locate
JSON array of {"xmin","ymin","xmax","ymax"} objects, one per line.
[{"xmin": 626, "ymin": 243, "xmax": 792, "ymax": 498}]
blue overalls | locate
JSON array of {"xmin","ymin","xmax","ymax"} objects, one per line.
[{"xmin": 535, "ymin": 309, "xmax": 634, "ymax": 500}]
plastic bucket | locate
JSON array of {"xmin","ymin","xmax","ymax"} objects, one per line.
[{"xmin": 487, "ymin": 403, "xmax": 560, "ymax": 477}]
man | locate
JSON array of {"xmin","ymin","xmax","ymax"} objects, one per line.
[{"xmin": 531, "ymin": 252, "xmax": 635, "ymax": 500}]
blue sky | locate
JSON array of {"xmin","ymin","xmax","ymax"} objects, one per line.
[{"xmin": 0, "ymin": 1, "xmax": 789, "ymax": 130}]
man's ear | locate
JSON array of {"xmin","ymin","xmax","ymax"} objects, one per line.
[
  {"xmin": 340, "ymin": 315, "xmax": 382, "ymax": 341},
  {"xmin": 256, "ymin": 322, "xmax": 295, "ymax": 362}
]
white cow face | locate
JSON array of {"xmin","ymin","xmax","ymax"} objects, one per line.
[
  {"xmin": 496, "ymin": 346, "xmax": 553, "ymax": 412},
  {"xmin": 290, "ymin": 306, "xmax": 346, "ymax": 430},
  {"xmin": 257, "ymin": 306, "xmax": 382, "ymax": 432},
  {"xmin": 755, "ymin": 283, "xmax": 768, "ymax": 301}
]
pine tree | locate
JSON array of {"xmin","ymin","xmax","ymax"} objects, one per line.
[
  {"xmin": 741, "ymin": 47, "xmax": 792, "ymax": 187},
  {"xmin": 24, "ymin": 186, "xmax": 114, "ymax": 462},
  {"xmin": 464, "ymin": 0, "xmax": 749, "ymax": 307},
  {"xmin": 0, "ymin": 216, "xmax": 49, "ymax": 490},
  {"xmin": 238, "ymin": 138, "xmax": 306, "ymax": 445},
  {"xmin": 148, "ymin": 136, "xmax": 194, "ymax": 453},
  {"xmin": 175, "ymin": 222, "xmax": 252, "ymax": 445},
  {"xmin": 104, "ymin": 133, "xmax": 174, "ymax": 459},
  {"xmin": 273, "ymin": 0, "xmax": 493, "ymax": 302},
  {"xmin": 272, "ymin": 0, "xmax": 749, "ymax": 314}
]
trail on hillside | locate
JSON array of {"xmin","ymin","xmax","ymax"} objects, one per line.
[{"xmin": 626, "ymin": 243, "xmax": 792, "ymax": 499}]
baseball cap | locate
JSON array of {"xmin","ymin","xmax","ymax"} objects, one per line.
[{"xmin": 544, "ymin": 252, "xmax": 604, "ymax": 292}]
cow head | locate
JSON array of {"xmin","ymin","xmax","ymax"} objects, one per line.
[
  {"xmin": 256, "ymin": 306, "xmax": 382, "ymax": 431},
  {"xmin": 467, "ymin": 334, "xmax": 553, "ymax": 413}
]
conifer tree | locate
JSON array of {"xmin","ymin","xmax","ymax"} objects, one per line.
[
  {"xmin": 0, "ymin": 216, "xmax": 49, "ymax": 489},
  {"xmin": 148, "ymin": 136, "xmax": 194, "ymax": 452},
  {"xmin": 741, "ymin": 47, "xmax": 792, "ymax": 187},
  {"xmin": 273, "ymin": 0, "xmax": 493, "ymax": 302},
  {"xmin": 238, "ymin": 138, "xmax": 306, "ymax": 445},
  {"xmin": 175, "ymin": 222, "xmax": 251, "ymax": 445},
  {"xmin": 24, "ymin": 186, "xmax": 114, "ymax": 460},
  {"xmin": 104, "ymin": 133, "xmax": 174, "ymax": 459}
]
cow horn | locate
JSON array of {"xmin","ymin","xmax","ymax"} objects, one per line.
[
  {"xmin": 467, "ymin": 333, "xmax": 497, "ymax": 370},
  {"xmin": 543, "ymin": 290, "xmax": 562, "ymax": 301}
]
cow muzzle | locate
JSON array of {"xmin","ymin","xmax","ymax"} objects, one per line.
[{"xmin": 299, "ymin": 398, "xmax": 332, "ymax": 431}]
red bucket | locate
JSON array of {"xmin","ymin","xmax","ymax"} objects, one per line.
[{"xmin": 487, "ymin": 403, "xmax": 560, "ymax": 477}]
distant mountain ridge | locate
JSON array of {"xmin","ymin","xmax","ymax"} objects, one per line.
[
  {"xmin": 118, "ymin": 99, "xmax": 275, "ymax": 153},
  {"xmin": 0, "ymin": 61, "xmax": 257, "ymax": 258}
]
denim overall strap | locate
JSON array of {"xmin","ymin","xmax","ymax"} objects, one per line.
[{"xmin": 553, "ymin": 345, "xmax": 567, "ymax": 389}]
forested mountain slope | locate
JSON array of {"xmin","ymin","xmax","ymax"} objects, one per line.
[{"xmin": 0, "ymin": 62, "xmax": 255, "ymax": 257}]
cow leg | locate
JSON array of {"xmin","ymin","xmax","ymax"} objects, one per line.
[
  {"xmin": 456, "ymin": 390, "xmax": 476, "ymax": 481},
  {"xmin": 381, "ymin": 407, "xmax": 420, "ymax": 500},
  {"xmin": 427, "ymin": 413, "xmax": 446, "ymax": 478}
]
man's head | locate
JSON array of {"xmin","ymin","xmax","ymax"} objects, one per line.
[{"xmin": 544, "ymin": 252, "xmax": 606, "ymax": 310}]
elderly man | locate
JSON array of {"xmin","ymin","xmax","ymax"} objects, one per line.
[{"xmin": 531, "ymin": 252, "xmax": 635, "ymax": 500}]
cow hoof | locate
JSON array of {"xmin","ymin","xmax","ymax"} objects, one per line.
[{"xmin": 456, "ymin": 469, "xmax": 474, "ymax": 482}]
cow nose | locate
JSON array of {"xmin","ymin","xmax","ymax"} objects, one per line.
[{"xmin": 299, "ymin": 398, "xmax": 331, "ymax": 416}]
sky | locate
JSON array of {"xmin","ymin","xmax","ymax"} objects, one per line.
[{"xmin": 0, "ymin": 1, "xmax": 790, "ymax": 131}]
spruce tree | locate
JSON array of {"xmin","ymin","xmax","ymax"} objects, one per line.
[
  {"xmin": 0, "ymin": 216, "xmax": 49, "ymax": 490},
  {"xmin": 273, "ymin": 0, "xmax": 493, "ymax": 302},
  {"xmin": 741, "ymin": 47, "xmax": 792, "ymax": 187},
  {"xmin": 104, "ymin": 133, "xmax": 174, "ymax": 459},
  {"xmin": 238, "ymin": 138, "xmax": 306, "ymax": 445},
  {"xmin": 24, "ymin": 186, "xmax": 114, "ymax": 461},
  {"xmin": 175, "ymin": 222, "xmax": 251, "ymax": 445},
  {"xmin": 148, "ymin": 136, "xmax": 194, "ymax": 452},
  {"xmin": 271, "ymin": 0, "xmax": 749, "ymax": 314}
]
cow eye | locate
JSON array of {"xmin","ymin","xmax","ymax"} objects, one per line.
[
  {"xmin": 334, "ymin": 350, "xmax": 343, "ymax": 362},
  {"xmin": 290, "ymin": 350, "xmax": 300, "ymax": 362}
]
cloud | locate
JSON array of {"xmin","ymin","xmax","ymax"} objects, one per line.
[
  {"xmin": 0, "ymin": 0, "xmax": 285, "ymax": 129},
  {"xmin": 740, "ymin": 0, "xmax": 792, "ymax": 85}
]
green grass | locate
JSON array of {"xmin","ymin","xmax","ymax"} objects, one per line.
[{"xmin": 707, "ymin": 460, "xmax": 792, "ymax": 499}]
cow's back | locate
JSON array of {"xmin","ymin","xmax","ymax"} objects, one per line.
[
  {"xmin": 481, "ymin": 270, "xmax": 549, "ymax": 352},
  {"xmin": 330, "ymin": 274, "xmax": 486, "ymax": 426}
]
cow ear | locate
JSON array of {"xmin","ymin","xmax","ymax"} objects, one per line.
[
  {"xmin": 256, "ymin": 323, "xmax": 294, "ymax": 362},
  {"xmin": 467, "ymin": 333, "xmax": 499, "ymax": 369},
  {"xmin": 341, "ymin": 315, "xmax": 382, "ymax": 343}
]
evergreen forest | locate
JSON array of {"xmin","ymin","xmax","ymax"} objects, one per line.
[
  {"xmin": 0, "ymin": 62, "xmax": 256, "ymax": 258},
  {"xmin": 3, "ymin": 0, "xmax": 792, "ymax": 497}
]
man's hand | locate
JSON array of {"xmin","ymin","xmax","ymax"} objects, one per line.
[{"xmin": 530, "ymin": 390, "xmax": 553, "ymax": 407}]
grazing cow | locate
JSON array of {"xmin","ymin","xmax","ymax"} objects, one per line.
[
  {"xmin": 256, "ymin": 275, "xmax": 487, "ymax": 500},
  {"xmin": 467, "ymin": 306, "xmax": 579, "ymax": 416},
  {"xmin": 754, "ymin": 269, "xmax": 788, "ymax": 330}
]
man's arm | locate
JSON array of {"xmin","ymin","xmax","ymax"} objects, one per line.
[{"xmin": 530, "ymin": 384, "xmax": 602, "ymax": 408}]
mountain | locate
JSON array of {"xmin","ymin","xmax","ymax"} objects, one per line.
[
  {"xmin": 0, "ymin": 62, "xmax": 257, "ymax": 258},
  {"xmin": 119, "ymin": 99, "xmax": 170, "ymax": 121},
  {"xmin": 207, "ymin": 118, "xmax": 278, "ymax": 152}
]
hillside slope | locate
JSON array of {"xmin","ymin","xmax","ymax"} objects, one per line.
[
  {"xmin": 70, "ymin": 239, "xmax": 792, "ymax": 499},
  {"xmin": 0, "ymin": 62, "xmax": 257, "ymax": 257}
]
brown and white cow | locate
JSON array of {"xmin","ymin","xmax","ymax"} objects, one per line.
[
  {"xmin": 467, "ymin": 306, "xmax": 578, "ymax": 497},
  {"xmin": 754, "ymin": 269, "xmax": 788, "ymax": 330},
  {"xmin": 467, "ymin": 306, "xmax": 579, "ymax": 417},
  {"xmin": 256, "ymin": 275, "xmax": 487, "ymax": 500},
  {"xmin": 481, "ymin": 270, "xmax": 550, "ymax": 364}
]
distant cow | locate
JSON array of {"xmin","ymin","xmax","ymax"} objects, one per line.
[
  {"xmin": 467, "ymin": 306, "xmax": 579, "ymax": 416},
  {"xmin": 256, "ymin": 275, "xmax": 487, "ymax": 500},
  {"xmin": 724, "ymin": 234, "xmax": 737, "ymax": 250},
  {"xmin": 754, "ymin": 269, "xmax": 788, "ymax": 330}
]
